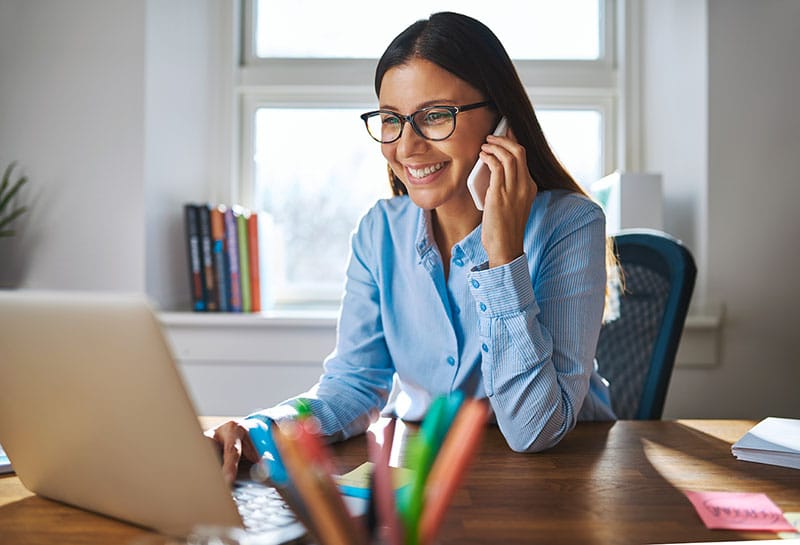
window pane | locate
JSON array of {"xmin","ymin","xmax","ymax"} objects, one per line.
[
  {"xmin": 254, "ymin": 108, "xmax": 391, "ymax": 307},
  {"xmin": 254, "ymin": 107, "xmax": 602, "ymax": 308},
  {"xmin": 255, "ymin": 0, "xmax": 600, "ymax": 60},
  {"xmin": 537, "ymin": 109, "xmax": 603, "ymax": 189}
]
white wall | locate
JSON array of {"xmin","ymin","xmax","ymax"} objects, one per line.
[
  {"xmin": 0, "ymin": 1, "xmax": 146, "ymax": 290},
  {"xmin": 144, "ymin": 0, "xmax": 235, "ymax": 310},
  {"xmin": 0, "ymin": 0, "xmax": 230, "ymax": 308},
  {"xmin": 639, "ymin": 0, "xmax": 708, "ymax": 301},
  {"xmin": 642, "ymin": 0, "xmax": 800, "ymax": 418}
]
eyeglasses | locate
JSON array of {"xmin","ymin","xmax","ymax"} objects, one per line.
[{"xmin": 360, "ymin": 101, "xmax": 494, "ymax": 144}]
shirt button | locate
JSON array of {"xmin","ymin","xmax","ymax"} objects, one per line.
[
  {"xmin": 481, "ymin": 343, "xmax": 489, "ymax": 352},
  {"xmin": 454, "ymin": 305, "xmax": 461, "ymax": 315},
  {"xmin": 479, "ymin": 302, "xmax": 487, "ymax": 312},
  {"xmin": 446, "ymin": 356, "xmax": 456, "ymax": 366},
  {"xmin": 471, "ymin": 279, "xmax": 480, "ymax": 288},
  {"xmin": 454, "ymin": 258, "xmax": 464, "ymax": 267}
]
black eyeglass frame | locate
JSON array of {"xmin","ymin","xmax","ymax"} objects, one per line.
[{"xmin": 359, "ymin": 101, "xmax": 495, "ymax": 143}]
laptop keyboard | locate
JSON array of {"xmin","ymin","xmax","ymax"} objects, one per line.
[{"xmin": 232, "ymin": 480, "xmax": 300, "ymax": 534}]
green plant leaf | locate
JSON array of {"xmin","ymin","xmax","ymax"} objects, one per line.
[
  {"xmin": 0, "ymin": 175, "xmax": 27, "ymax": 214},
  {"xmin": 0, "ymin": 161, "xmax": 17, "ymax": 197},
  {"xmin": 0, "ymin": 206, "xmax": 27, "ymax": 230}
]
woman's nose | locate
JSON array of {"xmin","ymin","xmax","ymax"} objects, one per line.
[{"xmin": 395, "ymin": 122, "xmax": 429, "ymax": 157}]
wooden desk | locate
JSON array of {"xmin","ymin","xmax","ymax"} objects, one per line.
[{"xmin": 1, "ymin": 420, "xmax": 798, "ymax": 545}]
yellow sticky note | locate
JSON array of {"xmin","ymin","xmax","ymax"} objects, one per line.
[
  {"xmin": 336, "ymin": 461, "xmax": 413, "ymax": 499},
  {"xmin": 779, "ymin": 511, "xmax": 800, "ymax": 539}
]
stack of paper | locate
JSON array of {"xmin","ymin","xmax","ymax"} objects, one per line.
[
  {"xmin": 0, "ymin": 442, "xmax": 12, "ymax": 474},
  {"xmin": 732, "ymin": 417, "xmax": 800, "ymax": 470}
]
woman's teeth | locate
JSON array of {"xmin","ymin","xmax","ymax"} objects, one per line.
[{"xmin": 408, "ymin": 162, "xmax": 445, "ymax": 178}]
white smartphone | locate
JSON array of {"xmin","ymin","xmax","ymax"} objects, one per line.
[{"xmin": 467, "ymin": 116, "xmax": 509, "ymax": 211}]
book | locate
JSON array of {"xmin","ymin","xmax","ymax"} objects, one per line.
[
  {"xmin": 210, "ymin": 206, "xmax": 230, "ymax": 312},
  {"xmin": 197, "ymin": 205, "xmax": 218, "ymax": 311},
  {"xmin": 247, "ymin": 212, "xmax": 261, "ymax": 313},
  {"xmin": 732, "ymin": 417, "xmax": 800, "ymax": 470},
  {"xmin": 183, "ymin": 204, "xmax": 205, "ymax": 311},
  {"xmin": 0, "ymin": 442, "xmax": 12, "ymax": 474},
  {"xmin": 223, "ymin": 207, "xmax": 242, "ymax": 312},
  {"xmin": 235, "ymin": 206, "xmax": 252, "ymax": 312}
]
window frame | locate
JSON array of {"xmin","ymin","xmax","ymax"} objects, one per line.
[{"xmin": 236, "ymin": 0, "xmax": 620, "ymax": 307}]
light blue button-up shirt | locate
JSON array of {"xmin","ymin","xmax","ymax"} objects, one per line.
[{"xmin": 254, "ymin": 189, "xmax": 615, "ymax": 452}]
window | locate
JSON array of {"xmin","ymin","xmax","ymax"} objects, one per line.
[
  {"xmin": 239, "ymin": 0, "xmax": 618, "ymax": 309},
  {"xmin": 253, "ymin": 1, "xmax": 601, "ymax": 60}
]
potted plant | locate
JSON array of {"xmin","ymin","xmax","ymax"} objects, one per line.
[{"xmin": 0, "ymin": 162, "xmax": 27, "ymax": 238}]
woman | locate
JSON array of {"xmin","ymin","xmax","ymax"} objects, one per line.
[{"xmin": 209, "ymin": 11, "xmax": 614, "ymax": 484}]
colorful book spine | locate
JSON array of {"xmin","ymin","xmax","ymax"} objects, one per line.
[
  {"xmin": 247, "ymin": 212, "xmax": 261, "ymax": 313},
  {"xmin": 235, "ymin": 207, "xmax": 252, "ymax": 312},
  {"xmin": 224, "ymin": 207, "xmax": 242, "ymax": 312},
  {"xmin": 210, "ymin": 206, "xmax": 230, "ymax": 312},
  {"xmin": 183, "ymin": 204, "xmax": 205, "ymax": 311},
  {"xmin": 197, "ymin": 204, "xmax": 218, "ymax": 311}
]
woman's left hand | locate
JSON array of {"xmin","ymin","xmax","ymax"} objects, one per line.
[
  {"xmin": 478, "ymin": 128, "xmax": 538, "ymax": 268},
  {"xmin": 204, "ymin": 418, "xmax": 263, "ymax": 485}
]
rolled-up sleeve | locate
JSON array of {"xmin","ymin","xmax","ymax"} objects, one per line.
[{"xmin": 468, "ymin": 205, "xmax": 607, "ymax": 452}]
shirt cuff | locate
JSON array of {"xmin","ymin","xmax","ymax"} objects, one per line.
[
  {"xmin": 467, "ymin": 254, "xmax": 536, "ymax": 316},
  {"xmin": 245, "ymin": 404, "xmax": 299, "ymax": 427}
]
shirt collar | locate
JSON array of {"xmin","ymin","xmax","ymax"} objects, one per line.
[
  {"xmin": 415, "ymin": 208, "xmax": 488, "ymax": 266},
  {"xmin": 415, "ymin": 208, "xmax": 435, "ymax": 259}
]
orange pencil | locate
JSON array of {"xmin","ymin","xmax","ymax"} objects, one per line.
[
  {"xmin": 418, "ymin": 399, "xmax": 490, "ymax": 545},
  {"xmin": 281, "ymin": 419, "xmax": 368, "ymax": 545},
  {"xmin": 297, "ymin": 419, "xmax": 369, "ymax": 545},
  {"xmin": 273, "ymin": 421, "xmax": 363, "ymax": 545}
]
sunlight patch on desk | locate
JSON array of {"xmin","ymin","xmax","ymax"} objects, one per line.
[{"xmin": 641, "ymin": 438, "xmax": 777, "ymax": 493}]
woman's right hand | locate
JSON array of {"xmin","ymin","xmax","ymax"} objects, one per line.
[
  {"xmin": 478, "ymin": 128, "xmax": 538, "ymax": 269},
  {"xmin": 204, "ymin": 418, "xmax": 263, "ymax": 485}
]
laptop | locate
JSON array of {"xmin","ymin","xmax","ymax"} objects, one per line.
[{"xmin": 0, "ymin": 290, "xmax": 307, "ymax": 543}]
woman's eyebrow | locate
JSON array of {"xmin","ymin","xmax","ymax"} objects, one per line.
[{"xmin": 378, "ymin": 98, "xmax": 459, "ymax": 112}]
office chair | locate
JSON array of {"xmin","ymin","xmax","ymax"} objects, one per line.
[{"xmin": 595, "ymin": 229, "xmax": 697, "ymax": 419}]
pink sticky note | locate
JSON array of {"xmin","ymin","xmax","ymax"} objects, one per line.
[{"xmin": 684, "ymin": 490, "xmax": 796, "ymax": 532}]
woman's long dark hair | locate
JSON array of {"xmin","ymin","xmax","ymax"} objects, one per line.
[
  {"xmin": 375, "ymin": 11, "xmax": 587, "ymax": 198},
  {"xmin": 375, "ymin": 12, "xmax": 620, "ymax": 321}
]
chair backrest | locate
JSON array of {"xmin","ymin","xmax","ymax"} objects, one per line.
[{"xmin": 596, "ymin": 229, "xmax": 697, "ymax": 419}]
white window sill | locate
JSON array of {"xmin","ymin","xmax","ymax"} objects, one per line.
[
  {"xmin": 159, "ymin": 309, "xmax": 337, "ymax": 364},
  {"xmin": 159, "ymin": 305, "xmax": 724, "ymax": 368},
  {"xmin": 159, "ymin": 309, "xmax": 338, "ymax": 329}
]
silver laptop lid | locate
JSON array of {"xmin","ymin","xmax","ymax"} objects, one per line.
[{"xmin": 0, "ymin": 290, "xmax": 242, "ymax": 537}]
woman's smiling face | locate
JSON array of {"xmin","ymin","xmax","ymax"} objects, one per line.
[{"xmin": 378, "ymin": 58, "xmax": 497, "ymax": 212}]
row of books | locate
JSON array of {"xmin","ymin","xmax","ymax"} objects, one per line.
[{"xmin": 183, "ymin": 203, "xmax": 261, "ymax": 312}]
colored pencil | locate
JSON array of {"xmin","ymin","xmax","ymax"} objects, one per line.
[{"xmin": 418, "ymin": 399, "xmax": 490, "ymax": 545}]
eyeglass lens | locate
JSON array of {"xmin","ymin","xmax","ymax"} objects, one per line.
[{"xmin": 366, "ymin": 107, "xmax": 455, "ymax": 143}]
